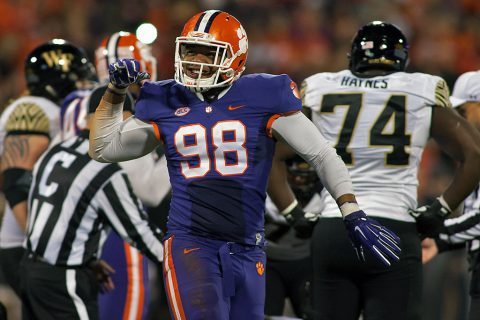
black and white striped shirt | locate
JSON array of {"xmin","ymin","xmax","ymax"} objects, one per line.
[
  {"xmin": 439, "ymin": 186, "xmax": 480, "ymax": 251},
  {"xmin": 26, "ymin": 131, "xmax": 164, "ymax": 267}
]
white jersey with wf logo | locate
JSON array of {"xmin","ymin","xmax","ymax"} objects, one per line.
[
  {"xmin": 0, "ymin": 96, "xmax": 60, "ymax": 248},
  {"xmin": 302, "ymin": 69, "xmax": 451, "ymax": 222}
]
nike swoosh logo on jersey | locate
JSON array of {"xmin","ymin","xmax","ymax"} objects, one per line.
[
  {"xmin": 183, "ymin": 248, "xmax": 200, "ymax": 254},
  {"xmin": 227, "ymin": 105, "xmax": 245, "ymax": 110}
]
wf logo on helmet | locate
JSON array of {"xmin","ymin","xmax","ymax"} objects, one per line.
[{"xmin": 42, "ymin": 50, "xmax": 75, "ymax": 72}]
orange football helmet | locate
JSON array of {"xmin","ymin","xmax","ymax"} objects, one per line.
[
  {"xmin": 175, "ymin": 10, "xmax": 248, "ymax": 92},
  {"xmin": 95, "ymin": 31, "xmax": 157, "ymax": 82}
]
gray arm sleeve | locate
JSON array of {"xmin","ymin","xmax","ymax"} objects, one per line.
[
  {"xmin": 271, "ymin": 112, "xmax": 354, "ymax": 200},
  {"xmin": 89, "ymin": 99, "xmax": 159, "ymax": 163},
  {"xmin": 120, "ymin": 155, "xmax": 170, "ymax": 207}
]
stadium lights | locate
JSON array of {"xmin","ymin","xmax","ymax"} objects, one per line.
[{"xmin": 136, "ymin": 23, "xmax": 158, "ymax": 44}]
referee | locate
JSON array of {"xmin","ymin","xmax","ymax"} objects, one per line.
[{"xmin": 20, "ymin": 107, "xmax": 164, "ymax": 320}]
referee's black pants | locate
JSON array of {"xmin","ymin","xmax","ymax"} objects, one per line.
[
  {"xmin": 0, "ymin": 246, "xmax": 25, "ymax": 296},
  {"xmin": 311, "ymin": 217, "xmax": 422, "ymax": 320},
  {"xmin": 469, "ymin": 250, "xmax": 480, "ymax": 320},
  {"xmin": 265, "ymin": 256, "xmax": 313, "ymax": 318},
  {"xmin": 20, "ymin": 255, "xmax": 99, "ymax": 320}
]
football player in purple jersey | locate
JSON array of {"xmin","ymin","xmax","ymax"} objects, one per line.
[{"xmin": 89, "ymin": 10, "xmax": 401, "ymax": 320}]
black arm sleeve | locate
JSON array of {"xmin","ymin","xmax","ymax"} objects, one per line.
[
  {"xmin": 3, "ymin": 168, "xmax": 32, "ymax": 207},
  {"xmin": 435, "ymin": 237, "xmax": 466, "ymax": 253}
]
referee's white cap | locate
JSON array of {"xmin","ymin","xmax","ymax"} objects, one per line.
[{"xmin": 450, "ymin": 71, "xmax": 480, "ymax": 108}]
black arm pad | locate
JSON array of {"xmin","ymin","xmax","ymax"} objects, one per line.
[
  {"xmin": 434, "ymin": 237, "xmax": 465, "ymax": 253},
  {"xmin": 3, "ymin": 168, "xmax": 32, "ymax": 208}
]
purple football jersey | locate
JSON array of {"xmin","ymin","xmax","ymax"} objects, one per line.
[
  {"xmin": 135, "ymin": 73, "xmax": 302, "ymax": 245},
  {"xmin": 60, "ymin": 89, "xmax": 91, "ymax": 138}
]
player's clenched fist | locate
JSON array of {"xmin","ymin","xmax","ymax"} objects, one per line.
[
  {"xmin": 109, "ymin": 58, "xmax": 150, "ymax": 89},
  {"xmin": 408, "ymin": 197, "xmax": 451, "ymax": 238},
  {"xmin": 281, "ymin": 201, "xmax": 319, "ymax": 239}
]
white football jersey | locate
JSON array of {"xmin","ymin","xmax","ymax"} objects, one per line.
[
  {"xmin": 0, "ymin": 96, "xmax": 60, "ymax": 248},
  {"xmin": 302, "ymin": 69, "xmax": 451, "ymax": 222}
]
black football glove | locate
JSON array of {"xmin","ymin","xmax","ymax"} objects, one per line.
[
  {"xmin": 408, "ymin": 197, "xmax": 451, "ymax": 238},
  {"xmin": 282, "ymin": 203, "xmax": 319, "ymax": 239}
]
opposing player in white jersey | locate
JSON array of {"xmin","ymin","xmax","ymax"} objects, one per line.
[
  {"xmin": 269, "ymin": 21, "xmax": 480, "ymax": 320},
  {"xmin": 421, "ymin": 70, "xmax": 480, "ymax": 320},
  {"xmin": 0, "ymin": 40, "xmax": 96, "ymax": 297}
]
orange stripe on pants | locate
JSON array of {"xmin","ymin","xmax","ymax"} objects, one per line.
[
  {"xmin": 135, "ymin": 253, "xmax": 145, "ymax": 320},
  {"xmin": 163, "ymin": 237, "xmax": 186, "ymax": 320},
  {"xmin": 123, "ymin": 242, "xmax": 134, "ymax": 320}
]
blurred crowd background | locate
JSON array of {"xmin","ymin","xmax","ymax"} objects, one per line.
[
  {"xmin": 1, "ymin": 0, "xmax": 480, "ymax": 106},
  {"xmin": 0, "ymin": 0, "xmax": 478, "ymax": 319}
]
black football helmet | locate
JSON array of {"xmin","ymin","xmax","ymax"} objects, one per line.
[
  {"xmin": 349, "ymin": 21, "xmax": 408, "ymax": 74},
  {"xmin": 286, "ymin": 156, "xmax": 322, "ymax": 206},
  {"xmin": 24, "ymin": 39, "xmax": 96, "ymax": 104}
]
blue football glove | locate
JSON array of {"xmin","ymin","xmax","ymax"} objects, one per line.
[
  {"xmin": 343, "ymin": 211, "xmax": 401, "ymax": 266},
  {"xmin": 108, "ymin": 58, "xmax": 150, "ymax": 89}
]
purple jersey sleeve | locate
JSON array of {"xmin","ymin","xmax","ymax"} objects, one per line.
[
  {"xmin": 135, "ymin": 82, "xmax": 158, "ymax": 123},
  {"xmin": 240, "ymin": 73, "xmax": 302, "ymax": 115},
  {"xmin": 263, "ymin": 74, "xmax": 302, "ymax": 137},
  {"xmin": 134, "ymin": 80, "xmax": 177, "ymax": 124},
  {"xmin": 276, "ymin": 74, "xmax": 303, "ymax": 114}
]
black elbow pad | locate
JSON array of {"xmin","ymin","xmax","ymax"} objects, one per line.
[{"xmin": 3, "ymin": 168, "xmax": 33, "ymax": 208}]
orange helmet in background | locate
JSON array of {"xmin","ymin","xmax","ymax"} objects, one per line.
[
  {"xmin": 175, "ymin": 10, "xmax": 248, "ymax": 92},
  {"xmin": 95, "ymin": 31, "xmax": 157, "ymax": 82}
]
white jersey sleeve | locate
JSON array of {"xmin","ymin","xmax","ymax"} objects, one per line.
[
  {"xmin": 0, "ymin": 96, "xmax": 60, "ymax": 248},
  {"xmin": 0, "ymin": 96, "xmax": 60, "ymax": 153},
  {"xmin": 302, "ymin": 70, "xmax": 450, "ymax": 221},
  {"xmin": 119, "ymin": 154, "xmax": 170, "ymax": 207}
]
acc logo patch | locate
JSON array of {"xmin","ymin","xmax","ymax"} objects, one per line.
[
  {"xmin": 175, "ymin": 107, "xmax": 190, "ymax": 116},
  {"xmin": 290, "ymin": 81, "xmax": 301, "ymax": 100},
  {"xmin": 256, "ymin": 261, "xmax": 264, "ymax": 276}
]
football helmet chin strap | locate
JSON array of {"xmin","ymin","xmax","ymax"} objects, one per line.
[
  {"xmin": 181, "ymin": 64, "xmax": 222, "ymax": 93},
  {"xmin": 175, "ymin": 41, "xmax": 237, "ymax": 92}
]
